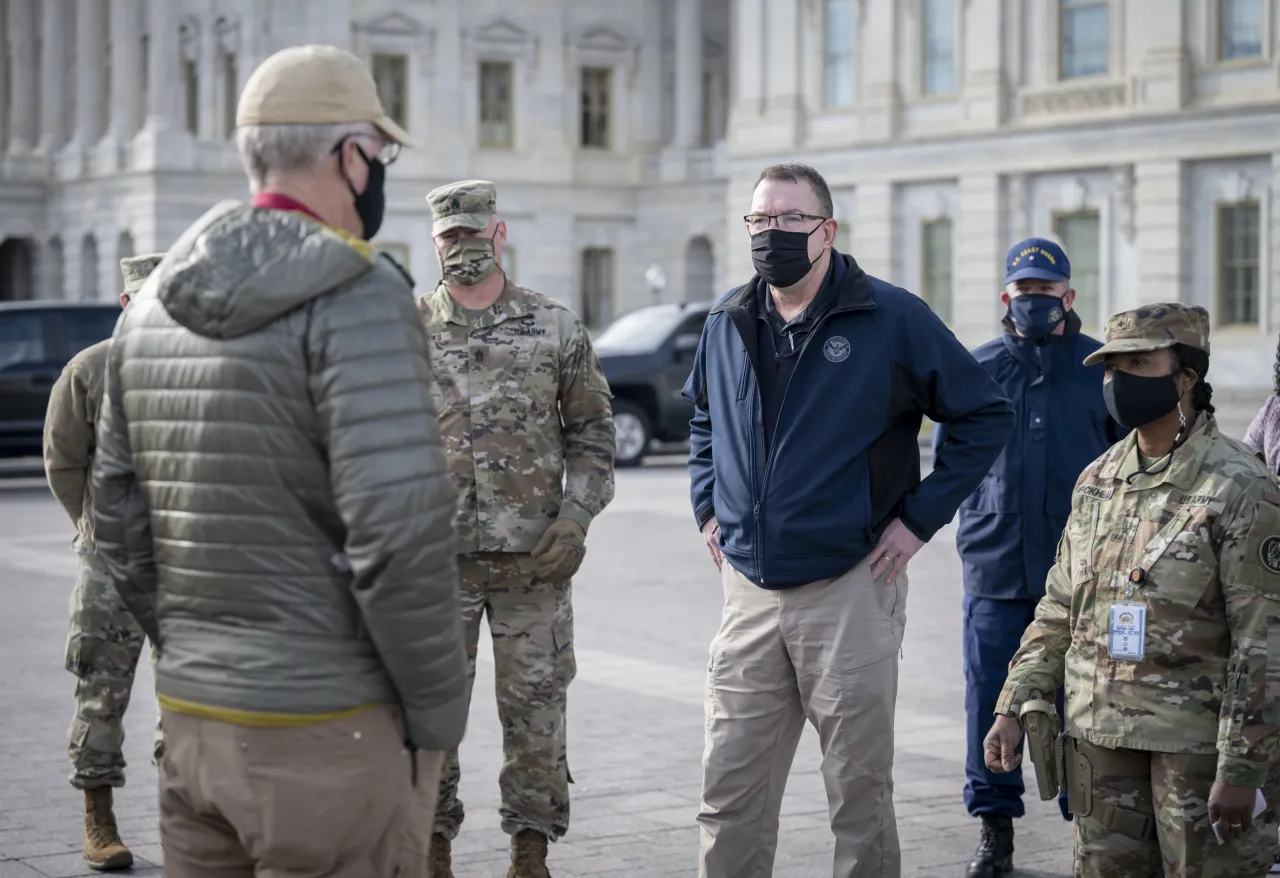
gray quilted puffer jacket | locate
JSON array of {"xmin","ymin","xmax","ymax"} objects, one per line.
[{"xmin": 91, "ymin": 200, "xmax": 468, "ymax": 751}]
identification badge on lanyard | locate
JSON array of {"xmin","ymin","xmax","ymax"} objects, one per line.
[{"xmin": 1108, "ymin": 604, "xmax": 1147, "ymax": 662}]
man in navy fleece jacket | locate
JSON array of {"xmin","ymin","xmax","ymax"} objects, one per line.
[{"xmin": 684, "ymin": 162, "xmax": 1014, "ymax": 878}]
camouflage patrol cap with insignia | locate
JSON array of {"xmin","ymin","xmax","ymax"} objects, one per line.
[
  {"xmin": 1082, "ymin": 302, "xmax": 1211, "ymax": 367},
  {"xmin": 427, "ymin": 180, "xmax": 497, "ymax": 237},
  {"xmin": 120, "ymin": 253, "xmax": 166, "ymax": 296}
]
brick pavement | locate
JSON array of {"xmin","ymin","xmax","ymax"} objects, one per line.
[{"xmin": 0, "ymin": 460, "xmax": 1074, "ymax": 877}]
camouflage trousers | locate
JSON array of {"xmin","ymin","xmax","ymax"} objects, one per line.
[
  {"xmin": 65, "ymin": 541, "xmax": 163, "ymax": 790},
  {"xmin": 434, "ymin": 552, "xmax": 575, "ymax": 842},
  {"xmin": 1065, "ymin": 737, "xmax": 1274, "ymax": 877}
]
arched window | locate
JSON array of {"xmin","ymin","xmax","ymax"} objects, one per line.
[
  {"xmin": 80, "ymin": 233, "xmax": 99, "ymax": 301},
  {"xmin": 684, "ymin": 236, "xmax": 714, "ymax": 303}
]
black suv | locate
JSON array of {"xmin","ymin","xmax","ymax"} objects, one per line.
[
  {"xmin": 594, "ymin": 301, "xmax": 712, "ymax": 467},
  {"xmin": 0, "ymin": 301, "xmax": 122, "ymax": 458}
]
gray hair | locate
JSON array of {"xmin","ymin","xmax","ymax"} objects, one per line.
[{"xmin": 235, "ymin": 121, "xmax": 377, "ymax": 188}]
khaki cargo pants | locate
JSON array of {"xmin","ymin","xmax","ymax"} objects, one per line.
[
  {"xmin": 698, "ymin": 558, "xmax": 908, "ymax": 878},
  {"xmin": 158, "ymin": 705, "xmax": 442, "ymax": 878},
  {"xmin": 65, "ymin": 540, "xmax": 163, "ymax": 789},
  {"xmin": 1065, "ymin": 737, "xmax": 1274, "ymax": 877}
]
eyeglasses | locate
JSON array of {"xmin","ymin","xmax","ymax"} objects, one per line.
[
  {"xmin": 331, "ymin": 135, "xmax": 401, "ymax": 166},
  {"xmin": 744, "ymin": 213, "xmax": 828, "ymax": 234}
]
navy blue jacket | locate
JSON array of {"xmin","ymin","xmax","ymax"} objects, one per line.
[
  {"xmin": 683, "ymin": 252, "xmax": 1016, "ymax": 589},
  {"xmin": 934, "ymin": 312, "xmax": 1124, "ymax": 599}
]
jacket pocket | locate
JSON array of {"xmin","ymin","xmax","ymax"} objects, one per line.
[
  {"xmin": 735, "ymin": 353, "xmax": 750, "ymax": 402},
  {"xmin": 963, "ymin": 475, "xmax": 1019, "ymax": 514},
  {"xmin": 495, "ymin": 343, "xmax": 537, "ymax": 400},
  {"xmin": 1142, "ymin": 509, "xmax": 1214, "ymax": 616}
]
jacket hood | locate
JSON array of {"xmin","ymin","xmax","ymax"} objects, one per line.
[{"xmin": 150, "ymin": 200, "xmax": 375, "ymax": 339}]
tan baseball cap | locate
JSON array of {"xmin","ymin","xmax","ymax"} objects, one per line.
[
  {"xmin": 1082, "ymin": 303, "xmax": 1211, "ymax": 367},
  {"xmin": 236, "ymin": 44, "xmax": 418, "ymax": 148},
  {"xmin": 120, "ymin": 253, "xmax": 165, "ymax": 296}
]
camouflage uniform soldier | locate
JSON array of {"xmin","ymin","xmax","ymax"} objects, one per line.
[
  {"xmin": 986, "ymin": 303, "xmax": 1280, "ymax": 877},
  {"xmin": 44, "ymin": 254, "xmax": 166, "ymax": 872},
  {"xmin": 418, "ymin": 180, "xmax": 616, "ymax": 878}
]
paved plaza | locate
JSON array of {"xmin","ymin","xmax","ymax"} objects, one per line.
[{"xmin": 0, "ymin": 456, "xmax": 1077, "ymax": 877}]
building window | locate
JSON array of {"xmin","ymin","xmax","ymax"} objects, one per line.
[
  {"xmin": 1060, "ymin": 0, "xmax": 1110, "ymax": 79},
  {"xmin": 479, "ymin": 61, "xmax": 513, "ymax": 148},
  {"xmin": 581, "ymin": 67, "xmax": 612, "ymax": 149},
  {"xmin": 1053, "ymin": 211, "xmax": 1102, "ymax": 329},
  {"xmin": 700, "ymin": 70, "xmax": 715, "ymax": 147},
  {"xmin": 825, "ymin": 0, "xmax": 855, "ymax": 108},
  {"xmin": 503, "ymin": 244, "xmax": 517, "ymax": 284},
  {"xmin": 371, "ymin": 53, "xmax": 409, "ymax": 132},
  {"xmin": 1219, "ymin": 0, "xmax": 1263, "ymax": 61},
  {"xmin": 921, "ymin": 218, "xmax": 953, "ymax": 323},
  {"xmin": 378, "ymin": 242, "xmax": 411, "ymax": 271},
  {"xmin": 581, "ymin": 247, "xmax": 615, "ymax": 330},
  {"xmin": 183, "ymin": 59, "xmax": 198, "ymax": 134},
  {"xmin": 222, "ymin": 52, "xmax": 238, "ymax": 139},
  {"xmin": 922, "ymin": 0, "xmax": 957, "ymax": 96},
  {"xmin": 1217, "ymin": 201, "xmax": 1260, "ymax": 326}
]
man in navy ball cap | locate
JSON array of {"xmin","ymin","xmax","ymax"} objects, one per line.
[{"xmin": 934, "ymin": 236, "xmax": 1125, "ymax": 877}]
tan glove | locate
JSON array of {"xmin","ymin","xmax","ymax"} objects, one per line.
[{"xmin": 530, "ymin": 519, "xmax": 587, "ymax": 582}]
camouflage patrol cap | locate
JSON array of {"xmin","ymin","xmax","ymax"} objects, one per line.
[
  {"xmin": 427, "ymin": 180, "xmax": 497, "ymax": 236},
  {"xmin": 120, "ymin": 253, "xmax": 165, "ymax": 296},
  {"xmin": 1082, "ymin": 303, "xmax": 1211, "ymax": 367}
]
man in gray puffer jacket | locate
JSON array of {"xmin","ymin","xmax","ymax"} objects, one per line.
[{"xmin": 90, "ymin": 44, "xmax": 467, "ymax": 878}]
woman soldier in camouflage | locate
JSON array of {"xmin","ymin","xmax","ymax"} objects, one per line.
[{"xmin": 984, "ymin": 303, "xmax": 1280, "ymax": 877}]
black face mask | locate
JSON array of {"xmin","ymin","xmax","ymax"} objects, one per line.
[
  {"xmin": 1103, "ymin": 369, "xmax": 1182, "ymax": 430},
  {"xmin": 343, "ymin": 144, "xmax": 386, "ymax": 240},
  {"xmin": 751, "ymin": 227, "xmax": 821, "ymax": 289}
]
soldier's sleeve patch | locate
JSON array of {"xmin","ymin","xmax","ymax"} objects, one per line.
[
  {"xmin": 1260, "ymin": 536, "xmax": 1280, "ymax": 575},
  {"xmin": 1237, "ymin": 502, "xmax": 1280, "ymax": 595}
]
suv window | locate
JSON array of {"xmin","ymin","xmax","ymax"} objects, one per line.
[
  {"xmin": 64, "ymin": 308, "xmax": 121, "ymax": 357},
  {"xmin": 0, "ymin": 312, "xmax": 48, "ymax": 372},
  {"xmin": 676, "ymin": 313, "xmax": 708, "ymax": 337},
  {"xmin": 594, "ymin": 306, "xmax": 688, "ymax": 354}
]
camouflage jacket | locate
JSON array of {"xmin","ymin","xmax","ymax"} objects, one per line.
[
  {"xmin": 418, "ymin": 280, "xmax": 616, "ymax": 554},
  {"xmin": 43, "ymin": 338, "xmax": 110, "ymax": 543},
  {"xmin": 996, "ymin": 416, "xmax": 1280, "ymax": 787}
]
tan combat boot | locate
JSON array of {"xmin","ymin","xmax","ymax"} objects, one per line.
[
  {"xmin": 83, "ymin": 788, "xmax": 133, "ymax": 871},
  {"xmin": 507, "ymin": 829, "xmax": 551, "ymax": 878},
  {"xmin": 428, "ymin": 833, "xmax": 453, "ymax": 878}
]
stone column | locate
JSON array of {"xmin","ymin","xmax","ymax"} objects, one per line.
[
  {"xmin": 851, "ymin": 182, "xmax": 893, "ymax": 278},
  {"xmin": 199, "ymin": 17, "xmax": 219, "ymax": 140},
  {"xmin": 1130, "ymin": 0, "xmax": 1188, "ymax": 112},
  {"xmin": 1133, "ymin": 161, "xmax": 1186, "ymax": 305},
  {"xmin": 638, "ymin": 0, "xmax": 664, "ymax": 149},
  {"xmin": 750, "ymin": 0, "xmax": 802, "ymax": 152},
  {"xmin": 37, "ymin": 0, "xmax": 67, "ymax": 153},
  {"xmin": 6, "ymin": 0, "xmax": 37, "ymax": 155},
  {"xmin": 859, "ymin": 0, "xmax": 899, "ymax": 140},
  {"xmin": 106, "ymin": 0, "xmax": 144, "ymax": 143},
  {"xmin": 954, "ymin": 174, "xmax": 1004, "ymax": 348},
  {"xmin": 671, "ymin": 0, "xmax": 702, "ymax": 147},
  {"xmin": 962, "ymin": 0, "xmax": 1004, "ymax": 129},
  {"xmin": 1269, "ymin": 152, "xmax": 1280, "ymax": 334},
  {"xmin": 143, "ymin": 0, "xmax": 182, "ymax": 131},
  {"xmin": 74, "ymin": 0, "xmax": 107, "ymax": 147}
]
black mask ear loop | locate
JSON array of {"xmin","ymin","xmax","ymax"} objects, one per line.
[{"xmin": 1125, "ymin": 373, "xmax": 1193, "ymax": 485}]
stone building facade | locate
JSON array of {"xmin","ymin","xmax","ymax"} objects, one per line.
[
  {"xmin": 0, "ymin": 0, "xmax": 1277, "ymax": 397},
  {"xmin": 725, "ymin": 0, "xmax": 1280, "ymax": 398},
  {"xmin": 0, "ymin": 0, "xmax": 733, "ymax": 331}
]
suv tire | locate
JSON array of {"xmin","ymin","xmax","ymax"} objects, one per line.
[{"xmin": 612, "ymin": 399, "xmax": 651, "ymax": 468}]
